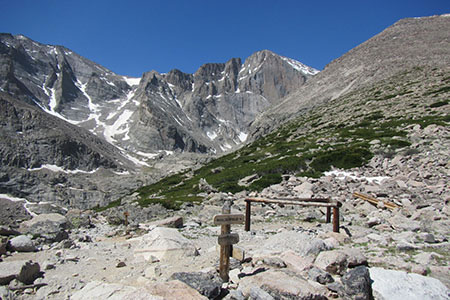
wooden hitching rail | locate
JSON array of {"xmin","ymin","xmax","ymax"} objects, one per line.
[{"xmin": 244, "ymin": 197, "xmax": 342, "ymax": 233}]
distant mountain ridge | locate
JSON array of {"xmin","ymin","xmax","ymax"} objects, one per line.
[{"xmin": 0, "ymin": 33, "xmax": 318, "ymax": 165}]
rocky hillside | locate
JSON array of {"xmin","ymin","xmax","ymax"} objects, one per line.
[
  {"xmin": 249, "ymin": 14, "xmax": 450, "ymax": 139},
  {"xmin": 133, "ymin": 64, "xmax": 449, "ymax": 209}
]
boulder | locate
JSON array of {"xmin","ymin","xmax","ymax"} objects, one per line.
[
  {"xmin": 239, "ymin": 270, "xmax": 328, "ymax": 299},
  {"xmin": 369, "ymin": 267, "xmax": 450, "ymax": 300},
  {"xmin": 0, "ymin": 260, "xmax": 23, "ymax": 285},
  {"xmin": 131, "ymin": 227, "xmax": 199, "ymax": 261},
  {"xmin": 16, "ymin": 261, "xmax": 41, "ymax": 284},
  {"xmin": 339, "ymin": 266, "xmax": 374, "ymax": 300},
  {"xmin": 0, "ymin": 260, "xmax": 40, "ymax": 285},
  {"xmin": 8, "ymin": 235, "xmax": 36, "ymax": 252},
  {"xmin": 342, "ymin": 248, "xmax": 368, "ymax": 268},
  {"xmin": 0, "ymin": 238, "xmax": 7, "ymax": 256},
  {"xmin": 258, "ymin": 231, "xmax": 330, "ymax": 256},
  {"xmin": 308, "ymin": 267, "xmax": 334, "ymax": 284},
  {"xmin": 169, "ymin": 272, "xmax": 222, "ymax": 299},
  {"xmin": 293, "ymin": 182, "xmax": 314, "ymax": 198},
  {"xmin": 19, "ymin": 213, "xmax": 70, "ymax": 242},
  {"xmin": 71, "ymin": 281, "xmax": 161, "ymax": 300},
  {"xmin": 0, "ymin": 226, "xmax": 21, "ymax": 236},
  {"xmin": 65, "ymin": 209, "xmax": 92, "ymax": 228},
  {"xmin": 148, "ymin": 280, "xmax": 208, "ymax": 299},
  {"xmin": 149, "ymin": 216, "xmax": 183, "ymax": 228},
  {"xmin": 249, "ymin": 286, "xmax": 275, "ymax": 300},
  {"xmin": 314, "ymin": 250, "xmax": 348, "ymax": 275},
  {"xmin": 280, "ymin": 250, "xmax": 315, "ymax": 274},
  {"xmin": 388, "ymin": 214, "xmax": 421, "ymax": 232}
]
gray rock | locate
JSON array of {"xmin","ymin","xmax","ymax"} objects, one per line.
[
  {"xmin": 132, "ymin": 227, "xmax": 199, "ymax": 261},
  {"xmin": 239, "ymin": 270, "xmax": 328, "ymax": 300},
  {"xmin": 65, "ymin": 209, "xmax": 92, "ymax": 228},
  {"xmin": 343, "ymin": 248, "xmax": 368, "ymax": 268},
  {"xmin": 0, "ymin": 238, "xmax": 7, "ymax": 256},
  {"xmin": 169, "ymin": 272, "xmax": 222, "ymax": 299},
  {"xmin": 0, "ymin": 226, "xmax": 21, "ymax": 236},
  {"xmin": 369, "ymin": 267, "xmax": 450, "ymax": 300},
  {"xmin": 314, "ymin": 250, "xmax": 348, "ymax": 275},
  {"xmin": 0, "ymin": 260, "xmax": 40, "ymax": 285},
  {"xmin": 0, "ymin": 286, "xmax": 13, "ymax": 299},
  {"xmin": 249, "ymin": 286, "xmax": 274, "ymax": 300},
  {"xmin": 262, "ymin": 257, "xmax": 287, "ymax": 268},
  {"xmin": 71, "ymin": 281, "xmax": 160, "ymax": 300},
  {"xmin": 19, "ymin": 213, "xmax": 70, "ymax": 242},
  {"xmin": 149, "ymin": 216, "xmax": 183, "ymax": 228},
  {"xmin": 8, "ymin": 235, "xmax": 36, "ymax": 252},
  {"xmin": 308, "ymin": 267, "xmax": 334, "ymax": 284},
  {"xmin": 340, "ymin": 266, "xmax": 374, "ymax": 300},
  {"xmin": 16, "ymin": 261, "xmax": 41, "ymax": 284}
]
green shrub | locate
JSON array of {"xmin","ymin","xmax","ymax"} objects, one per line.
[
  {"xmin": 248, "ymin": 173, "xmax": 282, "ymax": 191},
  {"xmin": 430, "ymin": 100, "xmax": 448, "ymax": 108}
]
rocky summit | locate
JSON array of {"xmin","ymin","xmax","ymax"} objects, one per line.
[{"xmin": 0, "ymin": 14, "xmax": 449, "ymax": 299}]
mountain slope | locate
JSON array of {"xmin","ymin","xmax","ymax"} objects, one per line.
[
  {"xmin": 134, "ymin": 64, "xmax": 449, "ymax": 209},
  {"xmin": 249, "ymin": 14, "xmax": 450, "ymax": 139}
]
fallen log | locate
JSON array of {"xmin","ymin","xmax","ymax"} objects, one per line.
[{"xmin": 353, "ymin": 192, "xmax": 400, "ymax": 210}]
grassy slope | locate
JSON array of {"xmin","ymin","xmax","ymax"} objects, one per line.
[{"xmin": 118, "ymin": 66, "xmax": 449, "ymax": 210}]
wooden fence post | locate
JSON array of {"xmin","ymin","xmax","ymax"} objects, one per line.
[
  {"xmin": 333, "ymin": 207, "xmax": 340, "ymax": 233},
  {"xmin": 219, "ymin": 201, "xmax": 231, "ymax": 282},
  {"xmin": 326, "ymin": 207, "xmax": 331, "ymax": 223},
  {"xmin": 245, "ymin": 200, "xmax": 251, "ymax": 232}
]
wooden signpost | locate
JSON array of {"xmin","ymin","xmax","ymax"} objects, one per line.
[{"xmin": 213, "ymin": 201, "xmax": 244, "ymax": 282}]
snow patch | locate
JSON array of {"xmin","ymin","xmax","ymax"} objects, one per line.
[
  {"xmin": 280, "ymin": 56, "xmax": 319, "ymax": 75},
  {"xmin": 136, "ymin": 151, "xmax": 159, "ymax": 159},
  {"xmin": 238, "ymin": 132, "xmax": 248, "ymax": 142},
  {"xmin": 28, "ymin": 164, "xmax": 99, "ymax": 174},
  {"xmin": 103, "ymin": 109, "xmax": 133, "ymax": 144},
  {"xmin": 324, "ymin": 170, "xmax": 389, "ymax": 184},
  {"xmin": 123, "ymin": 76, "xmax": 141, "ymax": 86},
  {"xmin": 207, "ymin": 131, "xmax": 218, "ymax": 141},
  {"xmin": 0, "ymin": 193, "xmax": 37, "ymax": 217}
]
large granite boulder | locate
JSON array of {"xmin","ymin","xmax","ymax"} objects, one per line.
[
  {"xmin": 369, "ymin": 267, "xmax": 450, "ymax": 300},
  {"xmin": 19, "ymin": 213, "xmax": 70, "ymax": 242},
  {"xmin": 238, "ymin": 270, "xmax": 328, "ymax": 299},
  {"xmin": 131, "ymin": 227, "xmax": 199, "ymax": 261},
  {"xmin": 339, "ymin": 266, "xmax": 374, "ymax": 300},
  {"xmin": 8, "ymin": 235, "xmax": 36, "ymax": 252}
]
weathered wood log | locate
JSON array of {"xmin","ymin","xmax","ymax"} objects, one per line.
[{"xmin": 353, "ymin": 192, "xmax": 400, "ymax": 210}]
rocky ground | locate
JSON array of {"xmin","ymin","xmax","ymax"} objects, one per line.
[{"xmin": 0, "ymin": 124, "xmax": 449, "ymax": 299}]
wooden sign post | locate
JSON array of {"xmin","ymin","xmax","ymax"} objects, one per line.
[{"xmin": 213, "ymin": 201, "xmax": 244, "ymax": 282}]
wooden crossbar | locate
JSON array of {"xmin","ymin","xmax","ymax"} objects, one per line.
[
  {"xmin": 353, "ymin": 192, "xmax": 400, "ymax": 210},
  {"xmin": 244, "ymin": 197, "xmax": 341, "ymax": 233}
]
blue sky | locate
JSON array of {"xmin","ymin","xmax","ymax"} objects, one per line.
[{"xmin": 1, "ymin": 0, "xmax": 449, "ymax": 77}]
